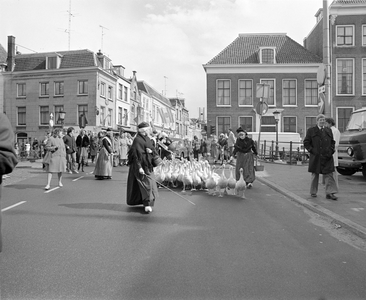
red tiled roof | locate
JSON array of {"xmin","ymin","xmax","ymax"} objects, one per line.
[
  {"xmin": 13, "ymin": 49, "xmax": 97, "ymax": 71},
  {"xmin": 206, "ymin": 34, "xmax": 322, "ymax": 65}
]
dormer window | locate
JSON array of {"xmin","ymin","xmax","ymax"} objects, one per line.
[
  {"xmin": 46, "ymin": 55, "xmax": 61, "ymax": 69},
  {"xmin": 259, "ymin": 47, "xmax": 276, "ymax": 64}
]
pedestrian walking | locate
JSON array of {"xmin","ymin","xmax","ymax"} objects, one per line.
[
  {"xmin": 126, "ymin": 122, "xmax": 159, "ymax": 214},
  {"xmin": 76, "ymin": 129, "xmax": 90, "ymax": 172},
  {"xmin": 192, "ymin": 135, "xmax": 201, "ymax": 160},
  {"xmin": 119, "ymin": 132, "xmax": 129, "ymax": 166},
  {"xmin": 218, "ymin": 133, "xmax": 228, "ymax": 164},
  {"xmin": 0, "ymin": 113, "xmax": 18, "ymax": 252},
  {"xmin": 210, "ymin": 135, "xmax": 218, "ymax": 163},
  {"xmin": 200, "ymin": 137, "xmax": 208, "ymax": 160},
  {"xmin": 44, "ymin": 128, "xmax": 67, "ymax": 190},
  {"xmin": 113, "ymin": 133, "xmax": 120, "ymax": 167},
  {"xmin": 227, "ymin": 128, "xmax": 236, "ymax": 158},
  {"xmin": 231, "ymin": 127, "xmax": 258, "ymax": 188},
  {"xmin": 93, "ymin": 129, "xmax": 113, "ymax": 180},
  {"xmin": 63, "ymin": 127, "xmax": 78, "ymax": 174},
  {"xmin": 89, "ymin": 132, "xmax": 98, "ymax": 164},
  {"xmin": 303, "ymin": 114, "xmax": 338, "ymax": 200}
]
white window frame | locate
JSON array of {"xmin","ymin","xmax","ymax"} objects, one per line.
[
  {"xmin": 17, "ymin": 83, "xmax": 26, "ymax": 98},
  {"xmin": 238, "ymin": 79, "xmax": 253, "ymax": 107},
  {"xmin": 336, "ymin": 106, "xmax": 355, "ymax": 132},
  {"xmin": 78, "ymin": 80, "xmax": 88, "ymax": 95},
  {"xmin": 336, "ymin": 25, "xmax": 355, "ymax": 47},
  {"xmin": 363, "ymin": 58, "xmax": 366, "ymax": 96},
  {"xmin": 363, "ymin": 25, "xmax": 366, "ymax": 47},
  {"xmin": 260, "ymin": 79, "xmax": 276, "ymax": 106},
  {"xmin": 238, "ymin": 116, "xmax": 253, "ymax": 132},
  {"xmin": 259, "ymin": 47, "xmax": 276, "ymax": 64},
  {"xmin": 282, "ymin": 79, "xmax": 297, "ymax": 107},
  {"xmin": 216, "ymin": 79, "xmax": 231, "ymax": 107},
  {"xmin": 304, "ymin": 79, "xmax": 318, "ymax": 107},
  {"xmin": 336, "ymin": 58, "xmax": 355, "ymax": 96},
  {"xmin": 118, "ymin": 84, "xmax": 123, "ymax": 100},
  {"xmin": 108, "ymin": 86, "xmax": 113, "ymax": 100},
  {"xmin": 283, "ymin": 116, "xmax": 297, "ymax": 133},
  {"xmin": 17, "ymin": 106, "xmax": 26, "ymax": 126},
  {"xmin": 54, "ymin": 81, "xmax": 64, "ymax": 97},
  {"xmin": 100, "ymin": 82, "xmax": 106, "ymax": 97},
  {"xmin": 39, "ymin": 82, "xmax": 49, "ymax": 97}
]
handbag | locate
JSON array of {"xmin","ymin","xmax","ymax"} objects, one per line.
[
  {"xmin": 152, "ymin": 153, "xmax": 163, "ymax": 167},
  {"xmin": 42, "ymin": 151, "xmax": 52, "ymax": 165}
]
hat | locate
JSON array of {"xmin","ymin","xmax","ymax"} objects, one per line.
[
  {"xmin": 236, "ymin": 127, "xmax": 246, "ymax": 134},
  {"xmin": 138, "ymin": 122, "xmax": 150, "ymax": 129},
  {"xmin": 106, "ymin": 128, "xmax": 112, "ymax": 132}
]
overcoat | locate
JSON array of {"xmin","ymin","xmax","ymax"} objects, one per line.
[
  {"xmin": 45, "ymin": 136, "xmax": 67, "ymax": 173},
  {"xmin": 304, "ymin": 126, "xmax": 335, "ymax": 174},
  {"xmin": 126, "ymin": 133, "xmax": 158, "ymax": 206}
]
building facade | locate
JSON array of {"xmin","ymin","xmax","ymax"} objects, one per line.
[
  {"xmin": 304, "ymin": 0, "xmax": 366, "ymax": 132},
  {"xmin": 203, "ymin": 33, "xmax": 322, "ymax": 139}
]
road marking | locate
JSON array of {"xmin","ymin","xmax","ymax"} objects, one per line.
[
  {"xmin": 2, "ymin": 201, "xmax": 26, "ymax": 212},
  {"xmin": 73, "ymin": 176, "xmax": 84, "ymax": 182},
  {"xmin": 44, "ymin": 187, "xmax": 60, "ymax": 193},
  {"xmin": 351, "ymin": 208, "xmax": 365, "ymax": 212}
]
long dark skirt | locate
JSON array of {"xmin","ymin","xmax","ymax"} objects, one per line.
[
  {"xmin": 126, "ymin": 164, "xmax": 158, "ymax": 207},
  {"xmin": 235, "ymin": 152, "xmax": 255, "ymax": 184},
  {"xmin": 93, "ymin": 148, "xmax": 112, "ymax": 179}
]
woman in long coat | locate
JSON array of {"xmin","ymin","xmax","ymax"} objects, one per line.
[
  {"xmin": 126, "ymin": 122, "xmax": 159, "ymax": 214},
  {"xmin": 44, "ymin": 128, "xmax": 67, "ymax": 190},
  {"xmin": 93, "ymin": 130, "xmax": 113, "ymax": 179},
  {"xmin": 89, "ymin": 132, "xmax": 98, "ymax": 164},
  {"xmin": 232, "ymin": 127, "xmax": 258, "ymax": 188},
  {"xmin": 119, "ymin": 132, "xmax": 129, "ymax": 166}
]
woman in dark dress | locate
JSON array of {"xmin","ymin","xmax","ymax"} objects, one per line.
[
  {"xmin": 93, "ymin": 130, "xmax": 113, "ymax": 179},
  {"xmin": 126, "ymin": 122, "xmax": 159, "ymax": 214}
]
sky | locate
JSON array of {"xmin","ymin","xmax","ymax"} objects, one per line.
[{"xmin": 1, "ymin": 0, "xmax": 324, "ymax": 118}]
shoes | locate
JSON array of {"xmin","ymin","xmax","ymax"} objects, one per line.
[
  {"xmin": 326, "ymin": 193, "xmax": 338, "ymax": 200},
  {"xmin": 311, "ymin": 194, "xmax": 317, "ymax": 197},
  {"xmin": 72, "ymin": 170, "xmax": 79, "ymax": 174},
  {"xmin": 59, "ymin": 182, "xmax": 63, "ymax": 187},
  {"xmin": 247, "ymin": 183, "xmax": 253, "ymax": 189},
  {"xmin": 68, "ymin": 170, "xmax": 72, "ymax": 174},
  {"xmin": 144, "ymin": 206, "xmax": 153, "ymax": 213},
  {"xmin": 44, "ymin": 185, "xmax": 50, "ymax": 190}
]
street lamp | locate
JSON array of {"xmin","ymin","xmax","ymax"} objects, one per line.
[
  {"xmin": 273, "ymin": 110, "xmax": 281, "ymax": 160},
  {"xmin": 49, "ymin": 113, "xmax": 54, "ymax": 131}
]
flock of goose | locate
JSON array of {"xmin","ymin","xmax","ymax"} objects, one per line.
[{"xmin": 154, "ymin": 157, "xmax": 247, "ymax": 198}]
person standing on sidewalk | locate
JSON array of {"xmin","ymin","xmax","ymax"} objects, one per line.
[
  {"xmin": 76, "ymin": 129, "xmax": 90, "ymax": 172},
  {"xmin": 63, "ymin": 127, "xmax": 78, "ymax": 174},
  {"xmin": 0, "ymin": 113, "xmax": 18, "ymax": 252},
  {"xmin": 324, "ymin": 117, "xmax": 341, "ymax": 188},
  {"xmin": 227, "ymin": 128, "xmax": 236, "ymax": 159},
  {"xmin": 303, "ymin": 114, "xmax": 338, "ymax": 200}
]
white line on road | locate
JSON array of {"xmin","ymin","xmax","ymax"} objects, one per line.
[
  {"xmin": 44, "ymin": 187, "xmax": 60, "ymax": 193},
  {"xmin": 72, "ymin": 176, "xmax": 84, "ymax": 182},
  {"xmin": 2, "ymin": 201, "xmax": 26, "ymax": 212}
]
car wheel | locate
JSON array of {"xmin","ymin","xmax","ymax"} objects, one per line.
[{"xmin": 336, "ymin": 167, "xmax": 356, "ymax": 176}]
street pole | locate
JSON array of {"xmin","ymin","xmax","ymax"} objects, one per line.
[{"xmin": 323, "ymin": 0, "xmax": 331, "ymax": 117}]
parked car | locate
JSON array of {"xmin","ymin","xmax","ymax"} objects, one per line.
[{"xmin": 171, "ymin": 138, "xmax": 192, "ymax": 159}]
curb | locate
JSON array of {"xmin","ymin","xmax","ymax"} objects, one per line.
[{"xmin": 257, "ymin": 176, "xmax": 366, "ymax": 240}]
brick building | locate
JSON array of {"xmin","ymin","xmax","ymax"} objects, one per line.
[{"xmin": 203, "ymin": 33, "xmax": 322, "ymax": 139}]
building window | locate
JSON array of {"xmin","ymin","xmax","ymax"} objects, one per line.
[
  {"xmin": 100, "ymin": 82, "xmax": 106, "ymax": 97},
  {"xmin": 337, "ymin": 107, "xmax": 353, "ymax": 133},
  {"xmin": 54, "ymin": 105, "xmax": 65, "ymax": 125},
  {"xmin": 118, "ymin": 107, "xmax": 122, "ymax": 125},
  {"xmin": 238, "ymin": 80, "xmax": 252, "ymax": 106},
  {"xmin": 260, "ymin": 79, "xmax": 275, "ymax": 106},
  {"xmin": 217, "ymin": 116, "xmax": 230, "ymax": 134},
  {"xmin": 108, "ymin": 86, "xmax": 113, "ymax": 100},
  {"xmin": 337, "ymin": 59, "xmax": 354, "ymax": 95},
  {"xmin": 17, "ymin": 83, "xmax": 26, "ymax": 97},
  {"xmin": 261, "ymin": 116, "xmax": 276, "ymax": 132},
  {"xmin": 217, "ymin": 80, "xmax": 231, "ymax": 106},
  {"xmin": 17, "ymin": 107, "xmax": 26, "ymax": 125},
  {"xmin": 239, "ymin": 116, "xmax": 253, "ymax": 132},
  {"xmin": 363, "ymin": 25, "xmax": 366, "ymax": 46},
  {"xmin": 123, "ymin": 108, "xmax": 128, "ymax": 126},
  {"xmin": 336, "ymin": 25, "xmax": 354, "ymax": 46},
  {"xmin": 108, "ymin": 108, "xmax": 113, "ymax": 126},
  {"xmin": 282, "ymin": 79, "xmax": 297, "ymax": 106},
  {"xmin": 124, "ymin": 86, "xmax": 128, "ymax": 101},
  {"xmin": 40, "ymin": 106, "xmax": 49, "ymax": 125},
  {"xmin": 363, "ymin": 59, "xmax": 366, "ymax": 95},
  {"xmin": 260, "ymin": 48, "xmax": 275, "ymax": 64},
  {"xmin": 78, "ymin": 80, "xmax": 88, "ymax": 95},
  {"xmin": 100, "ymin": 106, "xmax": 105, "ymax": 125},
  {"xmin": 305, "ymin": 117, "xmax": 317, "ymax": 131},
  {"xmin": 118, "ymin": 84, "xmax": 123, "ymax": 100},
  {"xmin": 284, "ymin": 117, "xmax": 296, "ymax": 132},
  {"xmin": 305, "ymin": 80, "xmax": 318, "ymax": 106},
  {"xmin": 40, "ymin": 82, "xmax": 49, "ymax": 97},
  {"xmin": 54, "ymin": 81, "xmax": 64, "ymax": 96},
  {"xmin": 78, "ymin": 104, "xmax": 88, "ymax": 120}
]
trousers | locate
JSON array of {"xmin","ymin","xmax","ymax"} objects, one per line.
[{"xmin": 310, "ymin": 172, "xmax": 338, "ymax": 195}]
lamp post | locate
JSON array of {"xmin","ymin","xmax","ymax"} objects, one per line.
[
  {"xmin": 273, "ymin": 110, "xmax": 280, "ymax": 160},
  {"xmin": 49, "ymin": 113, "xmax": 54, "ymax": 132}
]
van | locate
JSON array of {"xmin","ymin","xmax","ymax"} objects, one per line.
[{"xmin": 337, "ymin": 107, "xmax": 366, "ymax": 177}]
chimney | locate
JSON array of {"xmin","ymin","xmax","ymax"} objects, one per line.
[{"xmin": 7, "ymin": 36, "xmax": 16, "ymax": 72}]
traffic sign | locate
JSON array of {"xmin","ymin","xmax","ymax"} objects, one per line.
[
  {"xmin": 255, "ymin": 101, "xmax": 269, "ymax": 116},
  {"xmin": 318, "ymin": 85, "xmax": 325, "ymax": 93},
  {"xmin": 256, "ymin": 83, "xmax": 270, "ymax": 99}
]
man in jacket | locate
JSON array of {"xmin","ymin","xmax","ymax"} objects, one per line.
[
  {"xmin": 0, "ymin": 113, "xmax": 18, "ymax": 252},
  {"xmin": 63, "ymin": 127, "xmax": 78, "ymax": 174},
  {"xmin": 304, "ymin": 114, "xmax": 338, "ymax": 200}
]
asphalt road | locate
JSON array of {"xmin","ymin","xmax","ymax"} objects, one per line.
[{"xmin": 1, "ymin": 165, "xmax": 366, "ymax": 300}]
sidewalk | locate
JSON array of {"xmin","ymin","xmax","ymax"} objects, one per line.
[{"xmin": 256, "ymin": 161, "xmax": 366, "ymax": 239}]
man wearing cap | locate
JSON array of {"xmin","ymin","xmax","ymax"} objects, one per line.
[
  {"xmin": 232, "ymin": 127, "xmax": 257, "ymax": 188},
  {"xmin": 304, "ymin": 114, "xmax": 338, "ymax": 200},
  {"xmin": 126, "ymin": 122, "xmax": 159, "ymax": 213},
  {"xmin": 63, "ymin": 127, "xmax": 78, "ymax": 174}
]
